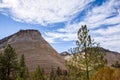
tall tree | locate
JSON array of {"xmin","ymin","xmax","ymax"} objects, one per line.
[
  {"xmin": 67, "ymin": 25, "xmax": 106, "ymax": 80},
  {"xmin": 17, "ymin": 54, "xmax": 29, "ymax": 80},
  {"xmin": 56, "ymin": 67, "xmax": 62, "ymax": 76},
  {"xmin": 50, "ymin": 67, "xmax": 56, "ymax": 80},
  {"xmin": 0, "ymin": 44, "xmax": 18, "ymax": 80},
  {"xmin": 0, "ymin": 53, "xmax": 6, "ymax": 80}
]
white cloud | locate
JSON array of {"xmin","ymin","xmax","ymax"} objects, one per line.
[
  {"xmin": 0, "ymin": 0, "xmax": 94, "ymax": 25},
  {"xmin": 43, "ymin": 36, "xmax": 55, "ymax": 43},
  {"xmin": 83, "ymin": 0, "xmax": 120, "ymax": 52},
  {"xmin": 0, "ymin": 0, "xmax": 120, "ymax": 52},
  {"xmin": 94, "ymin": 34, "xmax": 120, "ymax": 52},
  {"xmin": 93, "ymin": 24, "xmax": 120, "ymax": 36},
  {"xmin": 75, "ymin": 0, "xmax": 120, "ymax": 29},
  {"xmin": 45, "ymin": 0, "xmax": 120, "ymax": 52},
  {"xmin": 44, "ymin": 31, "xmax": 77, "ymax": 42},
  {"xmin": 92, "ymin": 24, "xmax": 120, "ymax": 52}
]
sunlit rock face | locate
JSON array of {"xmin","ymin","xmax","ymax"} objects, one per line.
[
  {"xmin": 0, "ymin": 29, "xmax": 66, "ymax": 73},
  {"xmin": 60, "ymin": 49, "xmax": 120, "ymax": 66}
]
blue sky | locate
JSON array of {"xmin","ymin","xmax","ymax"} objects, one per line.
[{"xmin": 0, "ymin": 0, "xmax": 120, "ymax": 53}]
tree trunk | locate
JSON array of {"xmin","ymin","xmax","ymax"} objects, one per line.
[{"xmin": 85, "ymin": 50, "xmax": 89, "ymax": 80}]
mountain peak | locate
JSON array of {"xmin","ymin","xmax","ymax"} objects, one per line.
[
  {"xmin": 16, "ymin": 29, "xmax": 41, "ymax": 37},
  {"xmin": 0, "ymin": 29, "xmax": 41, "ymax": 45},
  {"xmin": 18, "ymin": 29, "xmax": 41, "ymax": 34},
  {"xmin": 0, "ymin": 29, "xmax": 66, "ymax": 73},
  {"xmin": 0, "ymin": 29, "xmax": 44, "ymax": 48}
]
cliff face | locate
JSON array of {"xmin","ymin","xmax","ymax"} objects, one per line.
[{"xmin": 0, "ymin": 29, "xmax": 66, "ymax": 73}]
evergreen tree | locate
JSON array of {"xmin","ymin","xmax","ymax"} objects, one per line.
[
  {"xmin": 18, "ymin": 54, "xmax": 29, "ymax": 80},
  {"xmin": 56, "ymin": 67, "xmax": 62, "ymax": 76},
  {"xmin": 67, "ymin": 25, "xmax": 106, "ymax": 80},
  {"xmin": 50, "ymin": 67, "xmax": 56, "ymax": 80},
  {"xmin": 0, "ymin": 53, "xmax": 6, "ymax": 80},
  {"xmin": 31, "ymin": 66, "xmax": 45, "ymax": 80},
  {"xmin": 111, "ymin": 61, "xmax": 120, "ymax": 68},
  {"xmin": 0, "ymin": 44, "xmax": 18, "ymax": 80}
]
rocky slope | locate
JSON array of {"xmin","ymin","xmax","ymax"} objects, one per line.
[
  {"xmin": 0, "ymin": 29, "xmax": 66, "ymax": 73},
  {"xmin": 104, "ymin": 49, "xmax": 120, "ymax": 66},
  {"xmin": 60, "ymin": 49, "xmax": 120, "ymax": 66}
]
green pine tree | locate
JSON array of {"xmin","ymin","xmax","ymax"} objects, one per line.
[
  {"xmin": 30, "ymin": 66, "xmax": 45, "ymax": 80},
  {"xmin": 67, "ymin": 25, "xmax": 106, "ymax": 80},
  {"xmin": 0, "ymin": 44, "xmax": 18, "ymax": 80},
  {"xmin": 56, "ymin": 67, "xmax": 62, "ymax": 76},
  {"xmin": 50, "ymin": 67, "xmax": 56, "ymax": 80},
  {"xmin": 17, "ymin": 54, "xmax": 29, "ymax": 80}
]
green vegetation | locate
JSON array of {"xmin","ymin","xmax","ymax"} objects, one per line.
[
  {"xmin": 67, "ymin": 25, "xmax": 107, "ymax": 80},
  {"xmin": 50, "ymin": 67, "xmax": 56, "ymax": 80},
  {"xmin": 0, "ymin": 25, "xmax": 119, "ymax": 80},
  {"xmin": 17, "ymin": 54, "xmax": 29, "ymax": 80},
  {"xmin": 111, "ymin": 61, "xmax": 120, "ymax": 68},
  {"xmin": 30, "ymin": 66, "xmax": 46, "ymax": 80},
  {"xmin": 0, "ymin": 44, "xmax": 18, "ymax": 80},
  {"xmin": 0, "ymin": 44, "xmax": 68, "ymax": 80}
]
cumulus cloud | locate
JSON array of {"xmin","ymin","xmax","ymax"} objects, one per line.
[{"xmin": 0, "ymin": 0, "xmax": 94, "ymax": 25}]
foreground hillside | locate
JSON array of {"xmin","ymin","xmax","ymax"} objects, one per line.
[{"xmin": 0, "ymin": 29, "xmax": 66, "ymax": 73}]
